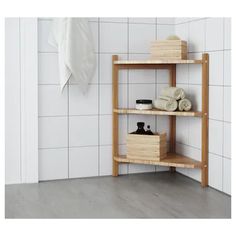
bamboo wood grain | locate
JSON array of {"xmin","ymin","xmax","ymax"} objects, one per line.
[
  {"xmin": 114, "ymin": 59, "xmax": 202, "ymax": 65},
  {"xmin": 201, "ymin": 53, "xmax": 209, "ymax": 187},
  {"xmin": 112, "ymin": 55, "xmax": 119, "ymax": 176},
  {"xmin": 113, "ymin": 108, "xmax": 202, "ymax": 117},
  {"xmin": 114, "ymin": 153, "xmax": 202, "ymax": 169},
  {"xmin": 169, "ymin": 64, "xmax": 176, "ymax": 172}
]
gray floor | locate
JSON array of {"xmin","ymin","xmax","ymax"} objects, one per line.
[{"xmin": 5, "ymin": 172, "xmax": 231, "ymax": 218}]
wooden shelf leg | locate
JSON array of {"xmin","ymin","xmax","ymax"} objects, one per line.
[
  {"xmin": 169, "ymin": 65, "xmax": 176, "ymax": 172},
  {"xmin": 112, "ymin": 55, "xmax": 119, "ymax": 176},
  {"xmin": 201, "ymin": 53, "xmax": 209, "ymax": 187}
]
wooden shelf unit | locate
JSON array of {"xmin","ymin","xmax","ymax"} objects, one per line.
[{"xmin": 112, "ymin": 54, "xmax": 209, "ymax": 187}]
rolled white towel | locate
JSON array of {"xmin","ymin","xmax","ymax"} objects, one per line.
[
  {"xmin": 178, "ymin": 98, "xmax": 192, "ymax": 111},
  {"xmin": 160, "ymin": 87, "xmax": 185, "ymax": 100},
  {"xmin": 153, "ymin": 98, "xmax": 178, "ymax": 112}
]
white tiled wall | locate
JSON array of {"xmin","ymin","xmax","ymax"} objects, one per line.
[
  {"xmin": 175, "ymin": 17, "xmax": 231, "ymax": 195},
  {"xmin": 38, "ymin": 18, "xmax": 174, "ymax": 181},
  {"xmin": 38, "ymin": 17, "xmax": 231, "ymax": 195}
]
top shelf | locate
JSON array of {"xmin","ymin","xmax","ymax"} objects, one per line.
[{"xmin": 114, "ymin": 59, "xmax": 203, "ymax": 65}]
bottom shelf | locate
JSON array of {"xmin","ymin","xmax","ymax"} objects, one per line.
[{"xmin": 114, "ymin": 153, "xmax": 202, "ymax": 169}]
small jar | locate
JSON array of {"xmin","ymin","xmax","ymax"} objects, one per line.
[{"xmin": 136, "ymin": 99, "xmax": 152, "ymax": 110}]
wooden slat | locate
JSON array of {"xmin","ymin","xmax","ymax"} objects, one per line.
[
  {"xmin": 169, "ymin": 64, "xmax": 176, "ymax": 172},
  {"xmin": 112, "ymin": 55, "xmax": 119, "ymax": 176},
  {"xmin": 201, "ymin": 53, "xmax": 209, "ymax": 187},
  {"xmin": 114, "ymin": 153, "xmax": 202, "ymax": 169},
  {"xmin": 113, "ymin": 108, "xmax": 202, "ymax": 117},
  {"xmin": 114, "ymin": 59, "xmax": 202, "ymax": 65}
]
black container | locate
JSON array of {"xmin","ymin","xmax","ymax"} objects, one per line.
[{"xmin": 131, "ymin": 122, "xmax": 146, "ymax": 135}]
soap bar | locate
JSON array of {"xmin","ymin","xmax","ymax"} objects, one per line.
[{"xmin": 135, "ymin": 99, "xmax": 152, "ymax": 110}]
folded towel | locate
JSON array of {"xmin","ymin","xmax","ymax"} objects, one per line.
[
  {"xmin": 48, "ymin": 18, "xmax": 96, "ymax": 93},
  {"xmin": 153, "ymin": 98, "xmax": 178, "ymax": 112},
  {"xmin": 160, "ymin": 87, "xmax": 185, "ymax": 100},
  {"xmin": 178, "ymin": 98, "xmax": 192, "ymax": 111}
]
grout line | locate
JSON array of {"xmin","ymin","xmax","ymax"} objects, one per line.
[
  {"xmin": 98, "ymin": 18, "xmax": 101, "ymax": 176},
  {"xmin": 127, "ymin": 18, "xmax": 130, "ymax": 174},
  {"xmin": 154, "ymin": 18, "xmax": 158, "ymax": 172},
  {"xmin": 38, "ymin": 82, "xmax": 232, "ymax": 87},
  {"xmin": 67, "ymin": 84, "xmax": 69, "ymax": 179},
  {"xmin": 175, "ymin": 17, "xmax": 209, "ymax": 26},
  {"xmin": 222, "ymin": 18, "xmax": 225, "ymax": 188},
  {"xmin": 19, "ymin": 18, "xmax": 22, "ymax": 183}
]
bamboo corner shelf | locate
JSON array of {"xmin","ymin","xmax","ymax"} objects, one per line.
[{"xmin": 112, "ymin": 54, "xmax": 209, "ymax": 187}]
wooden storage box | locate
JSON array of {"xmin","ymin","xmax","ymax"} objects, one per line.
[
  {"xmin": 150, "ymin": 40, "xmax": 187, "ymax": 59},
  {"xmin": 127, "ymin": 133, "xmax": 167, "ymax": 161}
]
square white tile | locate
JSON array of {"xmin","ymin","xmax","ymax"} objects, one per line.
[
  {"xmin": 69, "ymin": 146, "xmax": 98, "ymax": 178},
  {"xmin": 209, "ymin": 86, "xmax": 223, "ymax": 120},
  {"xmin": 175, "ymin": 23, "xmax": 189, "ymax": 43},
  {"xmin": 187, "ymin": 85, "xmax": 202, "ymax": 111},
  {"xmin": 209, "ymin": 153, "xmax": 223, "ymax": 191},
  {"xmin": 209, "ymin": 51, "xmax": 224, "ymax": 86},
  {"xmin": 38, "ymin": 85, "xmax": 68, "ymax": 116},
  {"xmin": 176, "ymin": 117, "xmax": 189, "ymax": 145},
  {"xmin": 99, "ymin": 53, "xmax": 127, "ymax": 84},
  {"xmin": 99, "ymin": 115, "xmax": 112, "ymax": 145},
  {"xmin": 39, "ymin": 117, "xmax": 68, "ymax": 148},
  {"xmin": 223, "ymin": 158, "xmax": 231, "ymax": 195},
  {"xmin": 175, "ymin": 18, "xmax": 190, "ymax": 24},
  {"xmin": 99, "ymin": 84, "xmax": 127, "ymax": 114},
  {"xmin": 188, "ymin": 64, "xmax": 202, "ymax": 85},
  {"xmin": 99, "ymin": 84, "xmax": 112, "ymax": 114},
  {"xmin": 188, "ymin": 53, "xmax": 202, "ymax": 84},
  {"xmin": 209, "ymin": 119, "xmax": 223, "ymax": 156},
  {"xmin": 100, "ymin": 17, "xmax": 128, "ymax": 23},
  {"xmin": 188, "ymin": 118, "xmax": 201, "ymax": 149},
  {"xmin": 118, "ymin": 84, "xmax": 128, "ymax": 108},
  {"xmin": 156, "ymin": 18, "xmax": 175, "ymax": 25},
  {"xmin": 185, "ymin": 145, "xmax": 201, "ymax": 162},
  {"xmin": 129, "ymin": 54, "xmax": 155, "ymax": 84},
  {"xmin": 224, "ymin": 18, "xmax": 231, "ymax": 50},
  {"xmin": 69, "ymin": 116, "xmax": 98, "ymax": 147},
  {"xmin": 223, "ymin": 50, "xmax": 231, "ymax": 86},
  {"xmin": 223, "ymin": 122, "xmax": 231, "ymax": 158},
  {"xmin": 39, "ymin": 148, "xmax": 68, "ymax": 181},
  {"xmin": 128, "ymin": 84, "xmax": 155, "ymax": 108},
  {"xmin": 38, "ymin": 53, "xmax": 59, "ymax": 85},
  {"xmin": 205, "ymin": 18, "xmax": 224, "ymax": 51},
  {"xmin": 188, "ymin": 19, "xmax": 205, "ymax": 52},
  {"xmin": 156, "ymin": 116, "xmax": 170, "ymax": 141},
  {"xmin": 69, "ymin": 84, "xmax": 98, "ymax": 115},
  {"xmin": 100, "ymin": 22, "xmax": 128, "ymax": 53},
  {"xmin": 223, "ymin": 87, "xmax": 231, "ymax": 122},
  {"xmin": 89, "ymin": 21, "xmax": 99, "ymax": 53},
  {"xmin": 119, "ymin": 116, "xmax": 127, "ymax": 145},
  {"xmin": 157, "ymin": 69, "xmax": 170, "ymax": 84},
  {"xmin": 99, "ymin": 145, "xmax": 112, "ymax": 176},
  {"xmin": 38, "ymin": 20, "xmax": 56, "ymax": 52},
  {"xmin": 129, "ymin": 23, "xmax": 156, "ymax": 53},
  {"xmin": 176, "ymin": 65, "xmax": 188, "ymax": 84},
  {"xmin": 129, "ymin": 18, "xmax": 156, "ymax": 24},
  {"xmin": 157, "ymin": 24, "xmax": 175, "ymax": 40}
]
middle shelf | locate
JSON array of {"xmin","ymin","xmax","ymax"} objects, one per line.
[{"xmin": 114, "ymin": 108, "xmax": 202, "ymax": 117}]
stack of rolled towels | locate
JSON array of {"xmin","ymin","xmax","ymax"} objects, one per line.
[{"xmin": 153, "ymin": 87, "xmax": 192, "ymax": 112}]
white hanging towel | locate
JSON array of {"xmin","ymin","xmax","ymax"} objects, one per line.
[{"xmin": 48, "ymin": 18, "xmax": 96, "ymax": 93}]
